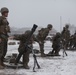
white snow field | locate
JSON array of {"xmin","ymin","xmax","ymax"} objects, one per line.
[{"xmin": 0, "ymin": 40, "xmax": 76, "ymax": 75}]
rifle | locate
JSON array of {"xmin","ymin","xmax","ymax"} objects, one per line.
[{"xmin": 15, "ymin": 24, "xmax": 38, "ymax": 65}]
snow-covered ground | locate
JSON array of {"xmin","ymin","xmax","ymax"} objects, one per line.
[{"xmin": 0, "ymin": 40, "xmax": 76, "ymax": 75}]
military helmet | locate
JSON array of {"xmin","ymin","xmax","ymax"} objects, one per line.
[
  {"xmin": 25, "ymin": 30, "xmax": 34, "ymax": 38},
  {"xmin": 25, "ymin": 30, "xmax": 31, "ymax": 35},
  {"xmin": 63, "ymin": 27, "xmax": 66, "ymax": 30},
  {"xmin": 74, "ymin": 30, "xmax": 76, "ymax": 35},
  {"xmin": 0, "ymin": 7, "xmax": 9, "ymax": 14},
  {"xmin": 65, "ymin": 24, "xmax": 69, "ymax": 28},
  {"xmin": 56, "ymin": 32, "xmax": 61, "ymax": 37},
  {"xmin": 47, "ymin": 24, "xmax": 52, "ymax": 29}
]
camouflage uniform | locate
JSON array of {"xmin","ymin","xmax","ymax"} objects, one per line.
[
  {"xmin": 35, "ymin": 24, "xmax": 52, "ymax": 57},
  {"xmin": 61, "ymin": 25, "xmax": 70, "ymax": 49},
  {"xmin": 0, "ymin": 7, "xmax": 10, "ymax": 69},
  {"xmin": 14, "ymin": 31, "xmax": 33, "ymax": 69},
  {"xmin": 51, "ymin": 32, "xmax": 61, "ymax": 55},
  {"xmin": 69, "ymin": 35, "xmax": 74, "ymax": 49},
  {"xmin": 72, "ymin": 33, "xmax": 76, "ymax": 49}
]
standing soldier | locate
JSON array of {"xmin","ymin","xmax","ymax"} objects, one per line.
[
  {"xmin": 69, "ymin": 35, "xmax": 74, "ymax": 49},
  {"xmin": 61, "ymin": 24, "xmax": 70, "ymax": 49},
  {"xmin": 72, "ymin": 32, "xmax": 76, "ymax": 49},
  {"xmin": 0, "ymin": 7, "xmax": 10, "ymax": 69},
  {"xmin": 35, "ymin": 24, "xmax": 52, "ymax": 57}
]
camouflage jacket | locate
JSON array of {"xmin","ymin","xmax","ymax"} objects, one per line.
[
  {"xmin": 52, "ymin": 35, "xmax": 61, "ymax": 48},
  {"xmin": 14, "ymin": 34, "xmax": 33, "ymax": 52},
  {"xmin": 61, "ymin": 29, "xmax": 70, "ymax": 40},
  {"xmin": 37, "ymin": 28, "xmax": 50, "ymax": 41},
  {"xmin": 0, "ymin": 16, "xmax": 10, "ymax": 34}
]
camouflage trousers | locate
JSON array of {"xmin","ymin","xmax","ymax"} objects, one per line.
[
  {"xmin": 51, "ymin": 45, "xmax": 60, "ymax": 55},
  {"xmin": 0, "ymin": 38, "xmax": 7, "ymax": 62},
  {"xmin": 39, "ymin": 42, "xmax": 44, "ymax": 54},
  {"xmin": 22, "ymin": 50, "xmax": 30, "ymax": 66}
]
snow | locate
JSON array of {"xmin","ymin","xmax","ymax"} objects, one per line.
[{"xmin": 0, "ymin": 40, "xmax": 76, "ymax": 75}]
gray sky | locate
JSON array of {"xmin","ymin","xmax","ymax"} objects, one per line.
[{"xmin": 0, "ymin": 0, "xmax": 76, "ymax": 31}]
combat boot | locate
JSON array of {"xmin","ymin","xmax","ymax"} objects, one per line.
[
  {"xmin": 23, "ymin": 64, "xmax": 30, "ymax": 69},
  {"xmin": 41, "ymin": 53, "xmax": 46, "ymax": 57},
  {"xmin": 54, "ymin": 52, "xmax": 60, "ymax": 56},
  {"xmin": 0, "ymin": 65, "xmax": 4, "ymax": 69},
  {"xmin": 1, "ymin": 62, "xmax": 6, "ymax": 67},
  {"xmin": 0, "ymin": 60, "xmax": 4, "ymax": 69}
]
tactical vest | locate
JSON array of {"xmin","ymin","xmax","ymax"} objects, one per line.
[
  {"xmin": 0, "ymin": 16, "xmax": 10, "ymax": 34},
  {"xmin": 37, "ymin": 28, "xmax": 49, "ymax": 41}
]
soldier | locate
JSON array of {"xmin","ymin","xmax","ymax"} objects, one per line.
[
  {"xmin": 35, "ymin": 24, "xmax": 52, "ymax": 57},
  {"xmin": 72, "ymin": 32, "xmax": 76, "ymax": 49},
  {"xmin": 61, "ymin": 24, "xmax": 70, "ymax": 49},
  {"xmin": 0, "ymin": 7, "xmax": 10, "ymax": 69},
  {"xmin": 48, "ymin": 32, "xmax": 61, "ymax": 56},
  {"xmin": 69, "ymin": 35, "xmax": 74, "ymax": 49},
  {"xmin": 13, "ymin": 30, "xmax": 33, "ymax": 69}
]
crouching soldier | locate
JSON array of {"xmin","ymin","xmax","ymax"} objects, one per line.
[
  {"xmin": 48, "ymin": 32, "xmax": 61, "ymax": 56},
  {"xmin": 35, "ymin": 24, "xmax": 52, "ymax": 57},
  {"xmin": 12, "ymin": 30, "xmax": 33, "ymax": 69}
]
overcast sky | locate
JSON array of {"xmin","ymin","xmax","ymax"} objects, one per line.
[{"xmin": 0, "ymin": 0, "xmax": 76, "ymax": 31}]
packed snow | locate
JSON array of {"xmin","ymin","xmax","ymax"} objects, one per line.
[{"xmin": 0, "ymin": 40, "xmax": 76, "ymax": 75}]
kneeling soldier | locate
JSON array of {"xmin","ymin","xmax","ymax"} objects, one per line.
[{"xmin": 48, "ymin": 32, "xmax": 61, "ymax": 56}]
